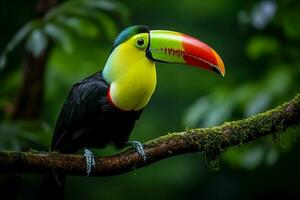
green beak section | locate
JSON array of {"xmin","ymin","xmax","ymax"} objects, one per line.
[{"xmin": 147, "ymin": 30, "xmax": 225, "ymax": 76}]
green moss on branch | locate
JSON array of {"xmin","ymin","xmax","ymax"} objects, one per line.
[{"xmin": 0, "ymin": 94, "xmax": 299, "ymax": 176}]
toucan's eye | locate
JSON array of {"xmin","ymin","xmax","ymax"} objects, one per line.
[{"xmin": 136, "ymin": 38, "xmax": 145, "ymax": 48}]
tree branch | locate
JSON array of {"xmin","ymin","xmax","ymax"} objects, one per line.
[{"xmin": 1, "ymin": 94, "xmax": 300, "ymax": 176}]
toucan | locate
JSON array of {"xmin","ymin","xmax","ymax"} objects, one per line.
[{"xmin": 39, "ymin": 25, "xmax": 225, "ymax": 198}]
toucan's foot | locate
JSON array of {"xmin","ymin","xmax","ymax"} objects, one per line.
[
  {"xmin": 126, "ymin": 141, "xmax": 147, "ymax": 162},
  {"xmin": 83, "ymin": 148, "xmax": 96, "ymax": 176}
]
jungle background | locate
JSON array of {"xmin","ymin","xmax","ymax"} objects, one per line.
[{"xmin": 0, "ymin": 0, "xmax": 300, "ymax": 199}]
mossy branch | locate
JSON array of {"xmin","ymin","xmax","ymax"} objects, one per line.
[{"xmin": 0, "ymin": 94, "xmax": 300, "ymax": 176}]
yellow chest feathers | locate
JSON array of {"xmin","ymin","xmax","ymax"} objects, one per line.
[{"xmin": 103, "ymin": 44, "xmax": 157, "ymax": 111}]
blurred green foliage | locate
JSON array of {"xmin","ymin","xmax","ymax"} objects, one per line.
[
  {"xmin": 0, "ymin": 0, "xmax": 128, "ymax": 69},
  {"xmin": 0, "ymin": 0, "xmax": 300, "ymax": 199},
  {"xmin": 183, "ymin": 0, "xmax": 300, "ymax": 173}
]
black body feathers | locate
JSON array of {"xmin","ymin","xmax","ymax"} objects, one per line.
[
  {"xmin": 39, "ymin": 72, "xmax": 143, "ymax": 199},
  {"xmin": 52, "ymin": 71, "xmax": 143, "ymax": 152}
]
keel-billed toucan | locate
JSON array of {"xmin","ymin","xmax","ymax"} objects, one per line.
[{"xmin": 39, "ymin": 25, "xmax": 225, "ymax": 198}]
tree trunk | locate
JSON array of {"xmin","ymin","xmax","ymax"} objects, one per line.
[
  {"xmin": 12, "ymin": 47, "xmax": 51, "ymax": 119},
  {"xmin": 11, "ymin": 0, "xmax": 58, "ymax": 120},
  {"xmin": 1, "ymin": 1, "xmax": 59, "ymax": 199}
]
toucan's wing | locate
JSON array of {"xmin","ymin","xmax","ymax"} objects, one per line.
[{"xmin": 51, "ymin": 72, "xmax": 110, "ymax": 151}]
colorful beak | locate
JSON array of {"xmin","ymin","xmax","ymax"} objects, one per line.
[{"xmin": 146, "ymin": 30, "xmax": 225, "ymax": 76}]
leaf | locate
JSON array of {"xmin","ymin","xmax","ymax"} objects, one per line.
[
  {"xmin": 203, "ymin": 99, "xmax": 234, "ymax": 127},
  {"xmin": 16, "ymin": 121, "xmax": 52, "ymax": 148},
  {"xmin": 250, "ymin": 0, "xmax": 277, "ymax": 30},
  {"xmin": 25, "ymin": 29, "xmax": 48, "ymax": 58},
  {"xmin": 0, "ymin": 54, "xmax": 7, "ymax": 70},
  {"xmin": 222, "ymin": 143, "xmax": 279, "ymax": 170},
  {"xmin": 183, "ymin": 97, "xmax": 210, "ymax": 127},
  {"xmin": 264, "ymin": 65, "xmax": 293, "ymax": 96},
  {"xmin": 55, "ymin": 3, "xmax": 98, "ymax": 19},
  {"xmin": 0, "ymin": 122, "xmax": 22, "ymax": 151},
  {"xmin": 265, "ymin": 147, "xmax": 279, "ymax": 166},
  {"xmin": 202, "ymin": 90, "xmax": 235, "ymax": 127},
  {"xmin": 184, "ymin": 90, "xmax": 235, "ymax": 128},
  {"xmin": 44, "ymin": 0, "xmax": 128, "ymax": 42},
  {"xmin": 244, "ymin": 91, "xmax": 272, "ymax": 116},
  {"xmin": 55, "ymin": 15, "xmax": 100, "ymax": 39},
  {"xmin": 240, "ymin": 145, "xmax": 265, "ymax": 170},
  {"xmin": 57, "ymin": 5, "xmax": 118, "ymax": 41},
  {"xmin": 232, "ymin": 84, "xmax": 258, "ymax": 106},
  {"xmin": 6, "ymin": 22, "xmax": 34, "ymax": 52},
  {"xmin": 282, "ymin": 6, "xmax": 300, "ymax": 40},
  {"xmin": 246, "ymin": 36, "xmax": 279, "ymax": 60},
  {"xmin": 0, "ymin": 22, "xmax": 34, "ymax": 70},
  {"xmin": 85, "ymin": 0, "xmax": 129, "ymax": 24},
  {"xmin": 44, "ymin": 23, "xmax": 74, "ymax": 53},
  {"xmin": 85, "ymin": 0, "xmax": 121, "ymax": 11},
  {"xmin": 89, "ymin": 12, "xmax": 118, "ymax": 41}
]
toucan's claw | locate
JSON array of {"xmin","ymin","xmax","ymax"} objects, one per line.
[
  {"xmin": 83, "ymin": 148, "xmax": 96, "ymax": 176},
  {"xmin": 126, "ymin": 141, "xmax": 147, "ymax": 162}
]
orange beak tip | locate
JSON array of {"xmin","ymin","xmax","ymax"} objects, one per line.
[{"xmin": 211, "ymin": 49, "xmax": 225, "ymax": 77}]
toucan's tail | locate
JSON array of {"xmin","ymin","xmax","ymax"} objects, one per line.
[{"xmin": 38, "ymin": 171, "xmax": 66, "ymax": 200}]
